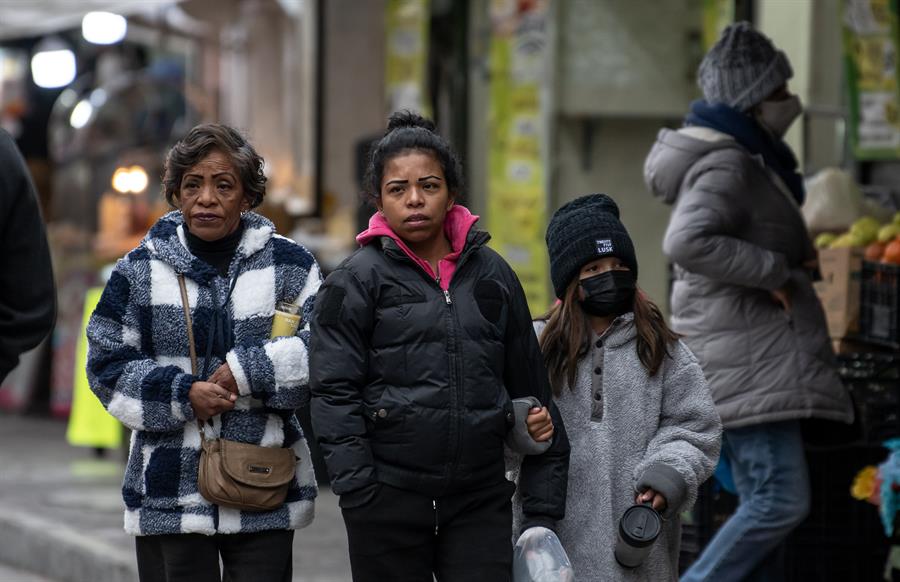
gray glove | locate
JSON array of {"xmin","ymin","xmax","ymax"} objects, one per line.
[{"xmin": 505, "ymin": 396, "xmax": 552, "ymax": 455}]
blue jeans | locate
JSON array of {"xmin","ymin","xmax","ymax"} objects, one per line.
[{"xmin": 681, "ymin": 421, "xmax": 810, "ymax": 582}]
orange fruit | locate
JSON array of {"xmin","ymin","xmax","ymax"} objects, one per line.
[
  {"xmin": 883, "ymin": 239, "xmax": 900, "ymax": 264},
  {"xmin": 865, "ymin": 242, "xmax": 886, "ymax": 261}
]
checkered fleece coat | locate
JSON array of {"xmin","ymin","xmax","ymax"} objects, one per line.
[{"xmin": 87, "ymin": 211, "xmax": 321, "ymax": 536}]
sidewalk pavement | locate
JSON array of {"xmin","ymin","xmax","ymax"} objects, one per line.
[
  {"xmin": 0, "ymin": 413, "xmax": 351, "ymax": 582},
  {"xmin": 0, "ymin": 562, "xmax": 54, "ymax": 581}
]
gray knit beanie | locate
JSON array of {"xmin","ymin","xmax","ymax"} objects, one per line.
[
  {"xmin": 698, "ymin": 21, "xmax": 793, "ymax": 112},
  {"xmin": 546, "ymin": 194, "xmax": 637, "ymax": 299}
]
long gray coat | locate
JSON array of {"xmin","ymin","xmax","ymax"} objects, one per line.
[
  {"xmin": 644, "ymin": 126, "xmax": 853, "ymax": 429},
  {"xmin": 510, "ymin": 316, "xmax": 721, "ymax": 581}
]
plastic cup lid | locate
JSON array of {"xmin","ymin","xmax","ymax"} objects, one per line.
[{"xmin": 619, "ymin": 504, "xmax": 661, "ymax": 546}]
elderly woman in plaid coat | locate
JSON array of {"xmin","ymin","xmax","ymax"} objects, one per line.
[{"xmin": 86, "ymin": 124, "xmax": 321, "ymax": 582}]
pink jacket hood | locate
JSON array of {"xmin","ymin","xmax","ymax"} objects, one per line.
[{"xmin": 355, "ymin": 205, "xmax": 480, "ymax": 290}]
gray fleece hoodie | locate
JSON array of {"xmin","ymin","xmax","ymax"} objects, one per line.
[{"xmin": 511, "ymin": 315, "xmax": 721, "ymax": 581}]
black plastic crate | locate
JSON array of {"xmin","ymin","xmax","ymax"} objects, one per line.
[
  {"xmin": 859, "ymin": 261, "xmax": 900, "ymax": 348},
  {"xmin": 838, "ymin": 353, "xmax": 900, "ymax": 445},
  {"xmin": 786, "ymin": 445, "xmax": 891, "ymax": 582}
]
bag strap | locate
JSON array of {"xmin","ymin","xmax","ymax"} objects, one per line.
[
  {"xmin": 177, "ymin": 274, "xmax": 199, "ymax": 376},
  {"xmin": 178, "ymin": 274, "xmax": 207, "ymax": 437}
]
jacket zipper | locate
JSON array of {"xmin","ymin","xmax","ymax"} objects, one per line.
[
  {"xmin": 433, "ymin": 499, "xmax": 439, "ymax": 536},
  {"xmin": 381, "ymin": 234, "xmax": 485, "ymax": 487},
  {"xmin": 443, "ymin": 286, "xmax": 460, "ymax": 487},
  {"xmin": 440, "ymin": 239, "xmax": 484, "ymax": 486}
]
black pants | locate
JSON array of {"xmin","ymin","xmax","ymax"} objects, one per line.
[
  {"xmin": 135, "ymin": 529, "xmax": 294, "ymax": 582},
  {"xmin": 341, "ymin": 480, "xmax": 515, "ymax": 582}
]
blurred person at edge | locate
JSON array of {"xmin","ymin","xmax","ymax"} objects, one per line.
[
  {"xmin": 0, "ymin": 128, "xmax": 55, "ymax": 383},
  {"xmin": 644, "ymin": 22, "xmax": 854, "ymax": 582},
  {"xmin": 86, "ymin": 124, "xmax": 322, "ymax": 582},
  {"xmin": 508, "ymin": 193, "xmax": 721, "ymax": 581},
  {"xmin": 309, "ymin": 110, "xmax": 569, "ymax": 582}
]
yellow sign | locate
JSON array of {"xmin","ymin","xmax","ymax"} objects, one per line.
[
  {"xmin": 487, "ymin": 0, "xmax": 550, "ymax": 314},
  {"xmin": 66, "ymin": 287, "xmax": 122, "ymax": 450},
  {"xmin": 702, "ymin": 0, "xmax": 734, "ymax": 50},
  {"xmin": 385, "ymin": 0, "xmax": 431, "ymax": 116},
  {"xmin": 842, "ymin": 0, "xmax": 900, "ymax": 158}
]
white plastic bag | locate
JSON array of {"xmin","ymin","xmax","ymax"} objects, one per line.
[
  {"xmin": 801, "ymin": 168, "xmax": 864, "ymax": 234},
  {"xmin": 513, "ymin": 527, "xmax": 575, "ymax": 582}
]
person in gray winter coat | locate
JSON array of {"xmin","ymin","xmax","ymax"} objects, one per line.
[
  {"xmin": 644, "ymin": 22, "xmax": 854, "ymax": 582},
  {"xmin": 511, "ymin": 193, "xmax": 721, "ymax": 581}
]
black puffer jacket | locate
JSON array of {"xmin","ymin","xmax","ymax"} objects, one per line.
[{"xmin": 310, "ymin": 230, "xmax": 569, "ymax": 521}]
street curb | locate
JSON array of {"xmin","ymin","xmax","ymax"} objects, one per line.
[{"xmin": 0, "ymin": 503, "xmax": 136, "ymax": 582}]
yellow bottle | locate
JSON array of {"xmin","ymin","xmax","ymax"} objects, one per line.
[{"xmin": 271, "ymin": 301, "xmax": 301, "ymax": 338}]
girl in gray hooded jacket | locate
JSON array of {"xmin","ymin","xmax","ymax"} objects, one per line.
[{"xmin": 514, "ymin": 193, "xmax": 721, "ymax": 581}]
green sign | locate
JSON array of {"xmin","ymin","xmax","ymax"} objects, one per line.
[{"xmin": 842, "ymin": 0, "xmax": 900, "ymax": 159}]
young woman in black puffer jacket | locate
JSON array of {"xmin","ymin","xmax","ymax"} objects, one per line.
[{"xmin": 310, "ymin": 111, "xmax": 569, "ymax": 582}]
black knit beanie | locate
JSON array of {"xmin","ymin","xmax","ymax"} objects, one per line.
[{"xmin": 546, "ymin": 193, "xmax": 637, "ymax": 299}]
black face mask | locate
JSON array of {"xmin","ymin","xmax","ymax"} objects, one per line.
[{"xmin": 579, "ymin": 270, "xmax": 636, "ymax": 317}]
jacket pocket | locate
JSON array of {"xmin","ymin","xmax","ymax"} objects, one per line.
[
  {"xmin": 379, "ymin": 290, "xmax": 426, "ymax": 309},
  {"xmin": 472, "ymin": 279, "xmax": 509, "ymax": 337},
  {"xmin": 372, "ymin": 289, "xmax": 428, "ymax": 350},
  {"xmin": 377, "ymin": 288, "xmax": 426, "ymax": 320},
  {"xmin": 363, "ymin": 403, "xmax": 402, "ymax": 427},
  {"xmin": 363, "ymin": 396, "xmax": 409, "ymax": 444}
]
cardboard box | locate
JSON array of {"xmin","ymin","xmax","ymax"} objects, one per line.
[
  {"xmin": 831, "ymin": 337, "xmax": 872, "ymax": 355},
  {"xmin": 813, "ymin": 247, "xmax": 863, "ymax": 339}
]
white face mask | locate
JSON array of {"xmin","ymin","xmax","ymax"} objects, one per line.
[{"xmin": 756, "ymin": 95, "xmax": 802, "ymax": 137}]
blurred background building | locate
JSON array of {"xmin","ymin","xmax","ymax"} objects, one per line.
[
  {"xmin": 3, "ymin": 0, "xmax": 884, "ymax": 413},
  {"xmin": 1, "ymin": 1, "xmax": 900, "ymax": 579}
]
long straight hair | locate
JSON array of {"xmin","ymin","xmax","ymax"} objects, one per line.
[{"xmin": 539, "ymin": 276, "xmax": 680, "ymax": 396}]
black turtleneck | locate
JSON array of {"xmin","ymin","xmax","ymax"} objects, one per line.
[{"xmin": 184, "ymin": 222, "xmax": 244, "ymax": 277}]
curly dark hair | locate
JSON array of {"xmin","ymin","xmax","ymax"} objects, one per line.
[
  {"xmin": 162, "ymin": 124, "xmax": 267, "ymax": 209},
  {"xmin": 362, "ymin": 110, "xmax": 464, "ymax": 205}
]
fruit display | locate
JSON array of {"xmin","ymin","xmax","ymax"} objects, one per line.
[
  {"xmin": 816, "ymin": 213, "xmax": 900, "ymax": 265},
  {"xmin": 865, "ymin": 242, "xmax": 887, "ymax": 261},
  {"xmin": 885, "ymin": 240, "xmax": 900, "ymax": 265}
]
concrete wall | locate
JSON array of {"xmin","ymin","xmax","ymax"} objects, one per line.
[
  {"xmin": 757, "ymin": 0, "xmax": 845, "ymax": 172},
  {"xmin": 245, "ymin": 1, "xmax": 292, "ymax": 194},
  {"xmin": 556, "ymin": 0, "xmax": 699, "ymax": 118},
  {"xmin": 757, "ymin": 0, "xmax": 813, "ymax": 166},
  {"xmin": 321, "ymin": 0, "xmax": 387, "ymax": 229},
  {"xmin": 467, "ymin": 0, "xmax": 691, "ymax": 311},
  {"xmin": 547, "ymin": 0, "xmax": 701, "ymax": 312},
  {"xmin": 546, "ymin": 0, "xmax": 847, "ymax": 311},
  {"xmin": 552, "ymin": 118, "xmax": 675, "ymax": 311},
  {"xmin": 805, "ymin": 0, "xmax": 846, "ymax": 172},
  {"xmin": 466, "ymin": 0, "xmax": 489, "ymax": 216},
  {"xmin": 213, "ymin": 0, "xmax": 317, "ymax": 212}
]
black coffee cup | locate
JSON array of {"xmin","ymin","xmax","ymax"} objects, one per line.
[{"xmin": 614, "ymin": 502, "xmax": 662, "ymax": 569}]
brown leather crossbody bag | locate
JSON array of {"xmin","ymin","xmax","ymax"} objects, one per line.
[{"xmin": 178, "ymin": 274, "xmax": 296, "ymax": 512}]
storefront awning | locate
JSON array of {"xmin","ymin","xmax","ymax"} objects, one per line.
[{"xmin": 0, "ymin": 0, "xmax": 181, "ymax": 41}]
